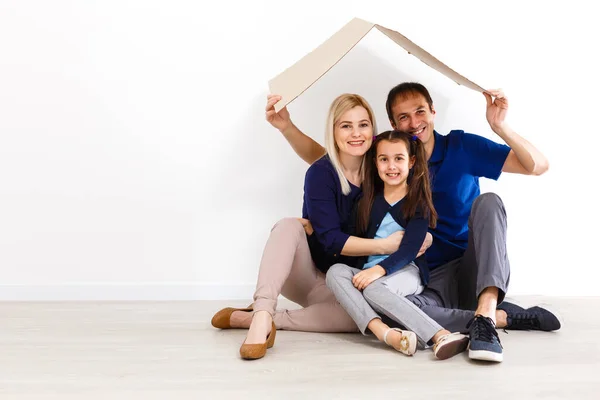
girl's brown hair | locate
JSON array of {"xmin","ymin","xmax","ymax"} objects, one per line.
[{"xmin": 356, "ymin": 130, "xmax": 437, "ymax": 235}]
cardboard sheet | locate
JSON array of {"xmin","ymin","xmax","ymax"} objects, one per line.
[{"xmin": 268, "ymin": 17, "xmax": 484, "ymax": 112}]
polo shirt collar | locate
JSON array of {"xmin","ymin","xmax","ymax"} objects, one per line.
[{"xmin": 429, "ymin": 130, "xmax": 446, "ymax": 163}]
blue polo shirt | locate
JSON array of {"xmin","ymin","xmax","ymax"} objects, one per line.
[{"xmin": 427, "ymin": 130, "xmax": 511, "ymax": 269}]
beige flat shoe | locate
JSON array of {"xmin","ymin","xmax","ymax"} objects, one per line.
[
  {"xmin": 433, "ymin": 332, "xmax": 469, "ymax": 360},
  {"xmin": 383, "ymin": 328, "xmax": 417, "ymax": 356}
]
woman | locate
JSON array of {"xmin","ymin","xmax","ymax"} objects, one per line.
[{"xmin": 211, "ymin": 94, "xmax": 418, "ymax": 360}]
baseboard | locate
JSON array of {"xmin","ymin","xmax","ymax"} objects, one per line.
[
  {"xmin": 0, "ymin": 283, "xmax": 591, "ymax": 301},
  {"xmin": 0, "ymin": 283, "xmax": 257, "ymax": 301}
]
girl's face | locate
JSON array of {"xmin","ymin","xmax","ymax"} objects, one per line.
[
  {"xmin": 375, "ymin": 140, "xmax": 414, "ymax": 187},
  {"xmin": 333, "ymin": 106, "xmax": 373, "ymax": 158}
]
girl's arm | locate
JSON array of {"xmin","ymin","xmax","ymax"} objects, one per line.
[{"xmin": 377, "ymin": 213, "xmax": 429, "ymax": 276}]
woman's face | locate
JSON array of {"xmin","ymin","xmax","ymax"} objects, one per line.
[{"xmin": 333, "ymin": 106, "xmax": 373, "ymax": 158}]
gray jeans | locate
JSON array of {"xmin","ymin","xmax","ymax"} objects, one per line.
[
  {"xmin": 326, "ymin": 262, "xmax": 445, "ymax": 347},
  {"xmin": 406, "ymin": 193, "xmax": 511, "ymax": 333}
]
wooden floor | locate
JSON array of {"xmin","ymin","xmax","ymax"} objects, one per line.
[{"xmin": 0, "ymin": 297, "xmax": 598, "ymax": 399}]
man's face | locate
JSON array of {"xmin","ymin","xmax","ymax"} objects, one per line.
[{"xmin": 390, "ymin": 93, "xmax": 436, "ymax": 145}]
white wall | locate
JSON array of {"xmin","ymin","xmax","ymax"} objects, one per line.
[{"xmin": 1, "ymin": 0, "xmax": 598, "ymax": 300}]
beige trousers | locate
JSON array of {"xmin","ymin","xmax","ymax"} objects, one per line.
[{"xmin": 253, "ymin": 218, "xmax": 359, "ymax": 332}]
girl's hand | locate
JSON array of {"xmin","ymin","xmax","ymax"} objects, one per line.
[{"xmin": 352, "ymin": 266, "xmax": 386, "ymax": 291}]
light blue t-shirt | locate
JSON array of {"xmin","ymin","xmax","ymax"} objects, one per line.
[{"xmin": 363, "ymin": 201, "xmax": 404, "ymax": 269}]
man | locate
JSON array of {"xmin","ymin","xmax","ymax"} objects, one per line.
[{"xmin": 265, "ymin": 83, "xmax": 560, "ymax": 362}]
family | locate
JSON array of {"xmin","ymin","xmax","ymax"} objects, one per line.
[{"xmin": 211, "ymin": 81, "xmax": 561, "ymax": 362}]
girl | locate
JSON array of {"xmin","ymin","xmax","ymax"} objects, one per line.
[{"xmin": 326, "ymin": 130, "xmax": 469, "ymax": 359}]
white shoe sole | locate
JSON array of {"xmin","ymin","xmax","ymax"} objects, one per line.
[{"xmin": 469, "ymin": 349, "xmax": 503, "ymax": 362}]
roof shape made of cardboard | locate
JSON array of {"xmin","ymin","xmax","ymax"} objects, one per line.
[{"xmin": 268, "ymin": 17, "xmax": 484, "ymax": 112}]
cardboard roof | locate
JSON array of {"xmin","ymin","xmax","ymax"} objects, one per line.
[{"xmin": 268, "ymin": 17, "xmax": 484, "ymax": 112}]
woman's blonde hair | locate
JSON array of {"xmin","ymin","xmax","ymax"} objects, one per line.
[{"xmin": 324, "ymin": 94, "xmax": 377, "ymax": 195}]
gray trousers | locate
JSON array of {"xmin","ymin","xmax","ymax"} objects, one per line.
[
  {"xmin": 326, "ymin": 262, "xmax": 445, "ymax": 347},
  {"xmin": 406, "ymin": 193, "xmax": 511, "ymax": 333}
]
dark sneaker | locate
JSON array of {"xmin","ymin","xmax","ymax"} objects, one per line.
[
  {"xmin": 498, "ymin": 302, "xmax": 561, "ymax": 331},
  {"xmin": 467, "ymin": 315, "xmax": 503, "ymax": 362},
  {"xmin": 497, "ymin": 301, "xmax": 525, "ymax": 314}
]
